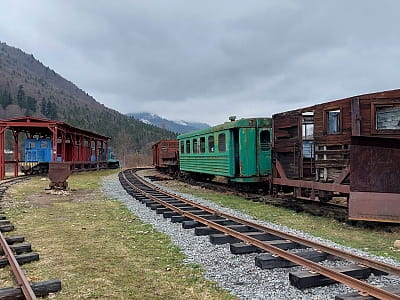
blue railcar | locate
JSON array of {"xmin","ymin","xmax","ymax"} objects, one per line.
[
  {"xmin": 21, "ymin": 138, "xmax": 119, "ymax": 174},
  {"xmin": 24, "ymin": 138, "xmax": 53, "ymax": 162}
]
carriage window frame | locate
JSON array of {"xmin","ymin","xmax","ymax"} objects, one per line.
[
  {"xmin": 200, "ymin": 137, "xmax": 205, "ymax": 153},
  {"xmin": 193, "ymin": 139, "xmax": 198, "ymax": 154},
  {"xmin": 260, "ymin": 130, "xmax": 271, "ymax": 151},
  {"xmin": 218, "ymin": 133, "xmax": 226, "ymax": 152},
  {"xmin": 325, "ymin": 108, "xmax": 341, "ymax": 134},
  {"xmin": 40, "ymin": 140, "xmax": 49, "ymax": 148},
  {"xmin": 208, "ymin": 135, "xmax": 215, "ymax": 153},
  {"xmin": 372, "ymin": 103, "xmax": 400, "ymax": 134},
  {"xmin": 180, "ymin": 141, "xmax": 184, "ymax": 154},
  {"xmin": 185, "ymin": 140, "xmax": 190, "ymax": 153}
]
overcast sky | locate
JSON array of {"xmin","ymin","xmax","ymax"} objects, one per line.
[{"xmin": 1, "ymin": 1, "xmax": 400, "ymax": 125}]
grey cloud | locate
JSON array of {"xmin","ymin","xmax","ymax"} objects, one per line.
[{"xmin": 1, "ymin": 1, "xmax": 400, "ymax": 125}]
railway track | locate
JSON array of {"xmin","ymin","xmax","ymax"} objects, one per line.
[
  {"xmin": 174, "ymin": 174, "xmax": 351, "ymax": 222},
  {"xmin": 158, "ymin": 171, "xmax": 398, "ymax": 229},
  {"xmin": 120, "ymin": 168, "xmax": 400, "ymax": 300},
  {"xmin": 0, "ymin": 176, "xmax": 61, "ymax": 299}
]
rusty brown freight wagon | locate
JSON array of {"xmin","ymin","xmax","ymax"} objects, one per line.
[
  {"xmin": 152, "ymin": 140, "xmax": 179, "ymax": 173},
  {"xmin": 272, "ymin": 89, "xmax": 400, "ymax": 223}
]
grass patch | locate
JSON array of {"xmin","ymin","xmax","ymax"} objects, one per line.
[
  {"xmin": 4, "ymin": 170, "xmax": 235, "ymax": 300},
  {"xmin": 157, "ymin": 173, "xmax": 400, "ymax": 263}
]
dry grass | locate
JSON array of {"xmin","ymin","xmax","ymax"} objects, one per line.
[{"xmin": 3, "ymin": 170, "xmax": 235, "ymax": 300}]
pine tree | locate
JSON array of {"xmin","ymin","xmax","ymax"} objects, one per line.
[{"xmin": 17, "ymin": 85, "xmax": 26, "ymax": 108}]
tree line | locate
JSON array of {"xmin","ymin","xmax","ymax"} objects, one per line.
[{"xmin": 0, "ymin": 85, "xmax": 58, "ymax": 119}]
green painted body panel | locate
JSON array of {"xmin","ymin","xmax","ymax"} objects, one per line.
[
  {"xmin": 239, "ymin": 128, "xmax": 257, "ymax": 176},
  {"xmin": 178, "ymin": 118, "xmax": 272, "ymax": 182}
]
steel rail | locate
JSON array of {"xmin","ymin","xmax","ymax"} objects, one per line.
[
  {"xmin": 129, "ymin": 169, "xmax": 400, "ymax": 277},
  {"xmin": 0, "ymin": 231, "xmax": 37, "ymax": 300},
  {"xmin": 123, "ymin": 169, "xmax": 400, "ymax": 300}
]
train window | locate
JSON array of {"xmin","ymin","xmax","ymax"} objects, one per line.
[
  {"xmin": 327, "ymin": 109, "xmax": 340, "ymax": 134},
  {"xmin": 376, "ymin": 106, "xmax": 400, "ymax": 130},
  {"xmin": 193, "ymin": 139, "xmax": 198, "ymax": 153},
  {"xmin": 200, "ymin": 137, "xmax": 205, "ymax": 153},
  {"xmin": 208, "ymin": 136, "xmax": 215, "ymax": 152},
  {"xmin": 29, "ymin": 141, "xmax": 35, "ymax": 149},
  {"xmin": 161, "ymin": 146, "xmax": 167, "ymax": 152},
  {"xmin": 302, "ymin": 112, "xmax": 314, "ymax": 140},
  {"xmin": 40, "ymin": 141, "xmax": 48, "ymax": 148},
  {"xmin": 260, "ymin": 130, "xmax": 270, "ymax": 151},
  {"xmin": 218, "ymin": 133, "xmax": 226, "ymax": 152},
  {"xmin": 180, "ymin": 141, "xmax": 184, "ymax": 154},
  {"xmin": 186, "ymin": 140, "xmax": 190, "ymax": 153}
]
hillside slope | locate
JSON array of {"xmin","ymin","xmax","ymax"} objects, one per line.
[{"xmin": 0, "ymin": 42, "xmax": 176, "ymax": 159}]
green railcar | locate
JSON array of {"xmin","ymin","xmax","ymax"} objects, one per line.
[{"xmin": 177, "ymin": 118, "xmax": 272, "ymax": 183}]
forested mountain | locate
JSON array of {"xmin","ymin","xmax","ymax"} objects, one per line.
[
  {"xmin": 0, "ymin": 42, "xmax": 176, "ymax": 164},
  {"xmin": 127, "ymin": 112, "xmax": 210, "ymax": 134}
]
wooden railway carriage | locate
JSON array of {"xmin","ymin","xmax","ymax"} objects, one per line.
[
  {"xmin": 152, "ymin": 140, "xmax": 179, "ymax": 172},
  {"xmin": 178, "ymin": 118, "xmax": 272, "ymax": 184},
  {"xmin": 272, "ymin": 89, "xmax": 400, "ymax": 223}
]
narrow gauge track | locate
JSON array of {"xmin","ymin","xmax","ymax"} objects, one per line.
[
  {"xmin": 153, "ymin": 170, "xmax": 399, "ymax": 232},
  {"xmin": 173, "ymin": 174, "xmax": 350, "ymax": 222},
  {"xmin": 120, "ymin": 168, "xmax": 400, "ymax": 300},
  {"xmin": 0, "ymin": 176, "xmax": 61, "ymax": 299}
]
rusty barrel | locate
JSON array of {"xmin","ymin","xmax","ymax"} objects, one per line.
[{"xmin": 48, "ymin": 162, "xmax": 71, "ymax": 189}]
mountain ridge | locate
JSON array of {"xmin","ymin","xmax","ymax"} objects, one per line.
[{"xmin": 127, "ymin": 112, "xmax": 210, "ymax": 134}]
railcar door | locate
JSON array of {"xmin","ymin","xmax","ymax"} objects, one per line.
[
  {"xmin": 258, "ymin": 129, "xmax": 272, "ymax": 175},
  {"xmin": 233, "ymin": 129, "xmax": 240, "ymax": 176}
]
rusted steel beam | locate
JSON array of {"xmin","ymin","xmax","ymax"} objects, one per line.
[
  {"xmin": 273, "ymin": 177, "xmax": 350, "ymax": 193},
  {"xmin": 0, "ymin": 232, "xmax": 37, "ymax": 300}
]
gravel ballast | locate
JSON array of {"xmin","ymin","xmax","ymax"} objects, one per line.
[{"xmin": 102, "ymin": 172, "xmax": 400, "ymax": 300}]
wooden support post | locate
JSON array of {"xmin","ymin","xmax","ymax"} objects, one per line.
[
  {"xmin": 61, "ymin": 130, "xmax": 66, "ymax": 162},
  {"xmin": 50, "ymin": 126, "xmax": 58, "ymax": 162},
  {"xmin": 0, "ymin": 127, "xmax": 6, "ymax": 180},
  {"xmin": 71, "ymin": 134, "xmax": 76, "ymax": 162},
  {"xmin": 13, "ymin": 131, "xmax": 19, "ymax": 177},
  {"xmin": 351, "ymin": 97, "xmax": 361, "ymax": 136}
]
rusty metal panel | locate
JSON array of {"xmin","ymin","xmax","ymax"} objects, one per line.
[
  {"xmin": 349, "ymin": 136, "xmax": 400, "ymax": 222},
  {"xmin": 349, "ymin": 192, "xmax": 400, "ymax": 223},
  {"xmin": 48, "ymin": 162, "xmax": 71, "ymax": 189},
  {"xmin": 350, "ymin": 136, "xmax": 400, "ymax": 193}
]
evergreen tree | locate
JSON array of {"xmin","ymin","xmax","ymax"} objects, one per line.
[
  {"xmin": 45, "ymin": 100, "xmax": 58, "ymax": 120},
  {"xmin": 40, "ymin": 98, "xmax": 46, "ymax": 115},
  {"xmin": 25, "ymin": 96, "xmax": 37, "ymax": 115},
  {"xmin": 0, "ymin": 90, "xmax": 13, "ymax": 109},
  {"xmin": 16, "ymin": 85, "xmax": 26, "ymax": 108}
]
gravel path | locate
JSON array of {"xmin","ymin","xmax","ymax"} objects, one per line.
[{"xmin": 102, "ymin": 172, "xmax": 400, "ymax": 300}]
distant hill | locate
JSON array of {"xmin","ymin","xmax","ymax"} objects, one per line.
[
  {"xmin": 0, "ymin": 41, "xmax": 176, "ymax": 164},
  {"xmin": 127, "ymin": 112, "xmax": 210, "ymax": 134}
]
